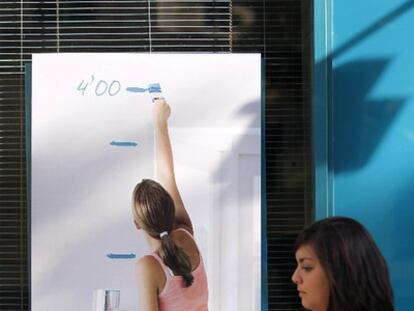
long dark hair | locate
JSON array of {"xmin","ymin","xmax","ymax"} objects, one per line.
[
  {"xmin": 295, "ymin": 216, "xmax": 393, "ymax": 311},
  {"xmin": 132, "ymin": 179, "xmax": 194, "ymax": 287}
]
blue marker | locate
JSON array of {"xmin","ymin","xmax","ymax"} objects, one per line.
[
  {"xmin": 148, "ymin": 83, "xmax": 164, "ymax": 102},
  {"xmin": 107, "ymin": 253, "xmax": 136, "ymax": 259},
  {"xmin": 110, "ymin": 141, "xmax": 138, "ymax": 147}
]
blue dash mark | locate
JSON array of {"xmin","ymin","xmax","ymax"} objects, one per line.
[
  {"xmin": 107, "ymin": 253, "xmax": 136, "ymax": 259},
  {"xmin": 126, "ymin": 87, "xmax": 148, "ymax": 93},
  {"xmin": 110, "ymin": 141, "xmax": 138, "ymax": 147}
]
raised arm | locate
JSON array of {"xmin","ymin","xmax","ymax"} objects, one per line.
[{"xmin": 152, "ymin": 99, "xmax": 193, "ymax": 233}]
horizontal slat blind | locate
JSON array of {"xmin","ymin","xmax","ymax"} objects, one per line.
[
  {"xmin": 231, "ymin": 2, "xmax": 312, "ymax": 309},
  {"xmin": 1, "ymin": 1, "xmax": 29, "ymax": 309},
  {"xmin": 0, "ymin": 1, "xmax": 312, "ymax": 310}
]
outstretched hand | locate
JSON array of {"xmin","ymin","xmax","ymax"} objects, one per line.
[{"xmin": 153, "ymin": 99, "xmax": 171, "ymax": 125}]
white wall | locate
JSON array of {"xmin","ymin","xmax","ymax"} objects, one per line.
[{"xmin": 31, "ymin": 53, "xmax": 261, "ymax": 311}]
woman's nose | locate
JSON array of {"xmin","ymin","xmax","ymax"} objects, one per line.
[{"xmin": 291, "ymin": 266, "xmax": 301, "ymax": 284}]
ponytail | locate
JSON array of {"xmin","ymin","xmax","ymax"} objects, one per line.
[
  {"xmin": 158, "ymin": 234, "xmax": 194, "ymax": 287},
  {"xmin": 132, "ymin": 179, "xmax": 194, "ymax": 287}
]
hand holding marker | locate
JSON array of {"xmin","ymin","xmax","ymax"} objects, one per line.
[
  {"xmin": 148, "ymin": 83, "xmax": 164, "ymax": 102},
  {"xmin": 125, "ymin": 82, "xmax": 164, "ymax": 101}
]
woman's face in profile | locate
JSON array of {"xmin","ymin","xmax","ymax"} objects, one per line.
[{"xmin": 292, "ymin": 245, "xmax": 330, "ymax": 311}]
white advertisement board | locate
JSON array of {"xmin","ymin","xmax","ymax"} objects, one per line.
[{"xmin": 31, "ymin": 53, "xmax": 262, "ymax": 311}]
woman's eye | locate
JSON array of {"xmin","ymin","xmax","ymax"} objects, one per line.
[{"xmin": 302, "ymin": 266, "xmax": 313, "ymax": 272}]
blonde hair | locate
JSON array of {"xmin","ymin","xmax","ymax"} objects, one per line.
[{"xmin": 132, "ymin": 179, "xmax": 194, "ymax": 287}]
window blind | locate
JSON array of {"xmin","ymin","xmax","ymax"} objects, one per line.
[{"xmin": 0, "ymin": 1, "xmax": 312, "ymax": 310}]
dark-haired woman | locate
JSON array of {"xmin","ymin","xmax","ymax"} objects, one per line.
[
  {"xmin": 131, "ymin": 99, "xmax": 208, "ymax": 311},
  {"xmin": 292, "ymin": 216, "xmax": 394, "ymax": 311}
]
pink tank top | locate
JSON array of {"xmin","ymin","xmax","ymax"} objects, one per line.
[{"xmin": 150, "ymin": 228, "xmax": 209, "ymax": 311}]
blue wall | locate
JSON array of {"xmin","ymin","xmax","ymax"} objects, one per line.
[{"xmin": 314, "ymin": 1, "xmax": 414, "ymax": 309}]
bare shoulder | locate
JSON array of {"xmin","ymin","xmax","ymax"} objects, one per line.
[
  {"xmin": 135, "ymin": 255, "xmax": 166, "ymax": 290},
  {"xmin": 135, "ymin": 255, "xmax": 162, "ymax": 275}
]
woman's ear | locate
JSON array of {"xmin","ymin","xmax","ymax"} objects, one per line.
[{"xmin": 134, "ymin": 220, "xmax": 141, "ymax": 230}]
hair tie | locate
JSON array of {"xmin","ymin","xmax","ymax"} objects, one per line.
[{"xmin": 160, "ymin": 231, "xmax": 168, "ymax": 238}]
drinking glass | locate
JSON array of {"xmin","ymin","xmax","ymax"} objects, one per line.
[{"xmin": 93, "ymin": 289, "xmax": 120, "ymax": 311}]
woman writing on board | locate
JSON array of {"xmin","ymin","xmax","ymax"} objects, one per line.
[
  {"xmin": 291, "ymin": 216, "xmax": 394, "ymax": 311},
  {"xmin": 129, "ymin": 99, "xmax": 208, "ymax": 311}
]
